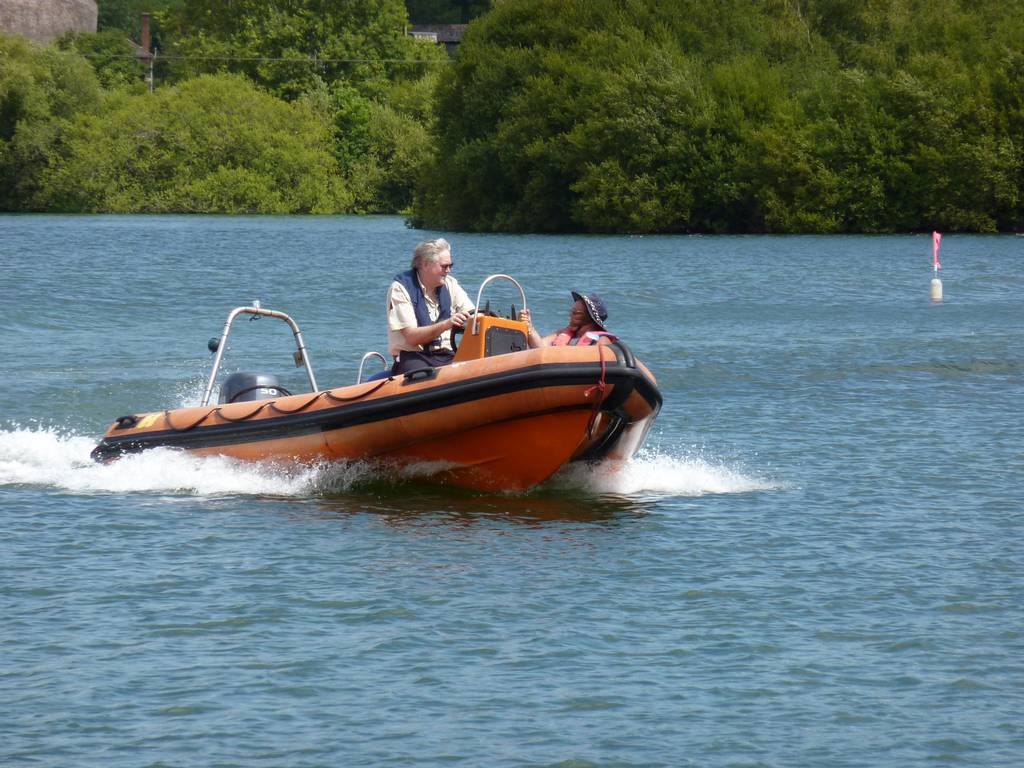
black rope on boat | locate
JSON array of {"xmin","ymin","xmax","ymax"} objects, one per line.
[
  {"xmin": 163, "ymin": 408, "xmax": 214, "ymax": 432},
  {"xmin": 323, "ymin": 378, "xmax": 391, "ymax": 402},
  {"xmin": 215, "ymin": 402, "xmax": 271, "ymax": 422},
  {"xmin": 268, "ymin": 392, "xmax": 324, "ymax": 415},
  {"xmin": 160, "ymin": 377, "xmax": 391, "ymax": 433}
]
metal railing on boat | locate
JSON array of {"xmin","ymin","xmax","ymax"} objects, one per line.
[
  {"xmin": 357, "ymin": 351, "xmax": 390, "ymax": 383},
  {"xmin": 470, "ymin": 274, "xmax": 527, "ymax": 335},
  {"xmin": 201, "ymin": 305, "xmax": 318, "ymax": 407}
]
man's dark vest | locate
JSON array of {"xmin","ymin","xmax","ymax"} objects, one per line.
[{"xmin": 394, "ymin": 269, "xmax": 451, "ymax": 351}]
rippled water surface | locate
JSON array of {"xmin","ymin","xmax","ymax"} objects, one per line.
[{"xmin": 2, "ymin": 216, "xmax": 1022, "ymax": 767}]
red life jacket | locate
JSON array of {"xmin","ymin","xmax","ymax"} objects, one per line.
[{"xmin": 552, "ymin": 328, "xmax": 616, "ymax": 346}]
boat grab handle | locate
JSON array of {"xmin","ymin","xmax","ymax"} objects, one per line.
[
  {"xmin": 357, "ymin": 351, "xmax": 390, "ymax": 383},
  {"xmin": 404, "ymin": 367, "xmax": 438, "ymax": 383},
  {"xmin": 471, "ymin": 274, "xmax": 527, "ymax": 335},
  {"xmin": 201, "ymin": 305, "xmax": 318, "ymax": 407}
]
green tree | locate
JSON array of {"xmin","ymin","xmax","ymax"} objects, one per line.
[
  {"xmin": 338, "ymin": 73, "xmax": 438, "ymax": 213},
  {"xmin": 0, "ymin": 34, "xmax": 100, "ymax": 210},
  {"xmin": 415, "ymin": 0, "xmax": 1024, "ymax": 233},
  {"xmin": 36, "ymin": 74, "xmax": 348, "ymax": 213},
  {"xmin": 98, "ymin": 0, "xmax": 183, "ymax": 36},
  {"xmin": 155, "ymin": 0, "xmax": 448, "ymax": 213},
  {"xmin": 57, "ymin": 30, "xmax": 146, "ymax": 91},
  {"xmin": 160, "ymin": 0, "xmax": 444, "ymax": 101},
  {"xmin": 415, "ymin": 0, "xmax": 800, "ymax": 232}
]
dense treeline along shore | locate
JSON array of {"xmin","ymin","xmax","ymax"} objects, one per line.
[{"xmin": 2, "ymin": 0, "xmax": 1021, "ymax": 233}]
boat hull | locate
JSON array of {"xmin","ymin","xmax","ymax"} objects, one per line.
[{"xmin": 92, "ymin": 343, "xmax": 662, "ymax": 492}]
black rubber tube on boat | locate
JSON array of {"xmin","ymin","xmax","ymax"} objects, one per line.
[{"xmin": 610, "ymin": 339, "xmax": 636, "ymax": 369}]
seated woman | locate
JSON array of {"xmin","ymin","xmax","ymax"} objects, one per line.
[{"xmin": 521, "ymin": 291, "xmax": 616, "ymax": 348}]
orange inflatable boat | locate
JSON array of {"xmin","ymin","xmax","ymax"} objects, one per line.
[{"xmin": 92, "ymin": 276, "xmax": 661, "ymax": 492}]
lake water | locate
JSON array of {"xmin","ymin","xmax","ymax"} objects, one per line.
[{"xmin": 1, "ymin": 215, "xmax": 1022, "ymax": 767}]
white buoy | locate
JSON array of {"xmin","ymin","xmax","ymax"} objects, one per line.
[{"xmin": 930, "ymin": 232, "xmax": 944, "ymax": 302}]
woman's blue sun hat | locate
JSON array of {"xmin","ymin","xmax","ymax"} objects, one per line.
[{"xmin": 571, "ymin": 291, "xmax": 608, "ymax": 330}]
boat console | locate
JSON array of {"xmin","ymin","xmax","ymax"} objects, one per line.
[{"xmin": 452, "ymin": 274, "xmax": 530, "ymax": 362}]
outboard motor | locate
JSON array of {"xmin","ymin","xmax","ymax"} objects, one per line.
[{"xmin": 218, "ymin": 372, "xmax": 290, "ymax": 404}]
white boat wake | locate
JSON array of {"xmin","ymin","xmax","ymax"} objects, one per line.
[
  {"xmin": 549, "ymin": 446, "xmax": 780, "ymax": 497},
  {"xmin": 0, "ymin": 427, "xmax": 778, "ymax": 499}
]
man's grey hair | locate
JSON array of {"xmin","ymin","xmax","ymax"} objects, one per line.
[{"xmin": 412, "ymin": 238, "xmax": 451, "ymax": 270}]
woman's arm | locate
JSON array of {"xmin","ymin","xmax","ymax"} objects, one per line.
[{"xmin": 519, "ymin": 309, "xmax": 547, "ymax": 348}]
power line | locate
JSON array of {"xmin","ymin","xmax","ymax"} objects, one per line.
[{"xmin": 80, "ymin": 52, "xmax": 449, "ymax": 65}]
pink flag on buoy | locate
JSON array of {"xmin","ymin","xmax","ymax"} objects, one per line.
[{"xmin": 932, "ymin": 231, "xmax": 942, "ymax": 270}]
